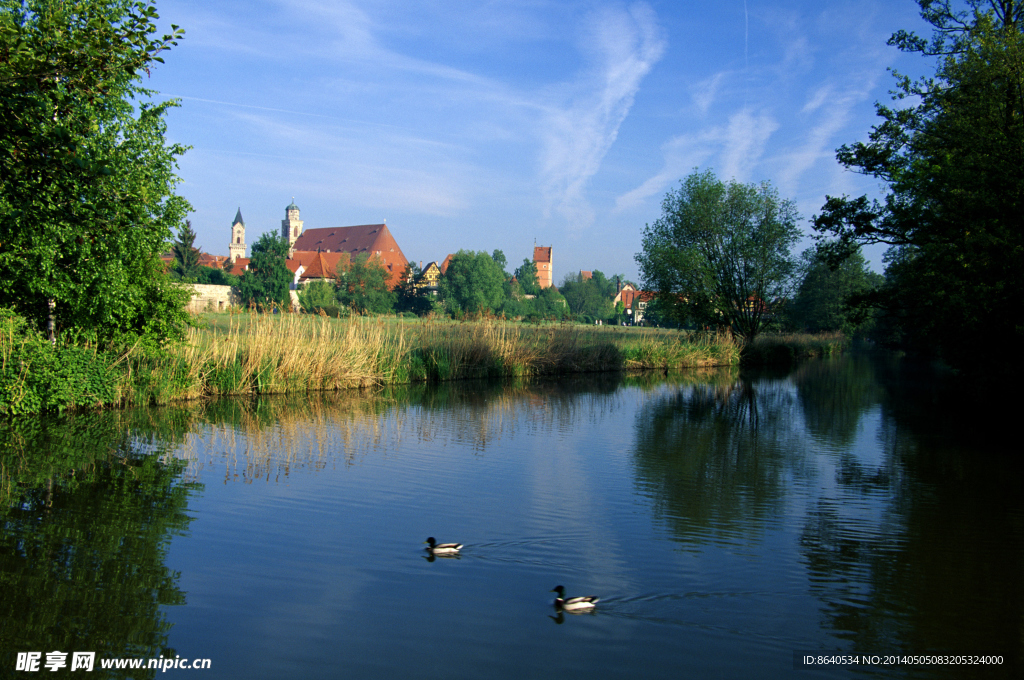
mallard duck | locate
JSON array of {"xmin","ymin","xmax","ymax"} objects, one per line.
[
  {"xmin": 424, "ymin": 537, "xmax": 463, "ymax": 555},
  {"xmin": 551, "ymin": 585, "xmax": 599, "ymax": 610}
]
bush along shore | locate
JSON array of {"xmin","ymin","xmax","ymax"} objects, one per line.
[
  {"xmin": 2, "ymin": 309, "xmax": 848, "ymax": 415},
  {"xmin": 740, "ymin": 332, "xmax": 849, "ymax": 366}
]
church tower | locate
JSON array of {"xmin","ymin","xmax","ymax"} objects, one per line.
[
  {"xmin": 282, "ymin": 198, "xmax": 304, "ymax": 248},
  {"xmin": 229, "ymin": 208, "xmax": 246, "ymax": 262}
]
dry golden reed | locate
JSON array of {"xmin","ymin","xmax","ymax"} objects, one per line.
[{"xmin": 144, "ymin": 313, "xmax": 744, "ymax": 401}]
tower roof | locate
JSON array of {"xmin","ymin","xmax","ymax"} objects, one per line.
[
  {"xmin": 233, "ymin": 208, "xmax": 245, "ymax": 226},
  {"xmin": 286, "ymin": 197, "xmax": 299, "ymax": 212}
]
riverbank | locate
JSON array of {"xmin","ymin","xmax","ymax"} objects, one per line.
[
  {"xmin": 1, "ymin": 313, "xmax": 741, "ymax": 414},
  {"xmin": 171, "ymin": 313, "xmax": 743, "ymax": 395},
  {"xmin": 740, "ymin": 331, "xmax": 848, "ymax": 365},
  {"xmin": 1, "ymin": 310, "xmax": 850, "ymax": 415}
]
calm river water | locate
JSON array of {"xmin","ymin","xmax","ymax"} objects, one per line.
[{"xmin": 0, "ymin": 355, "xmax": 1020, "ymax": 679}]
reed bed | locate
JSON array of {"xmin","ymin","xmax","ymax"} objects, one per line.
[
  {"xmin": 2, "ymin": 308, "xmax": 840, "ymax": 414},
  {"xmin": 157, "ymin": 313, "xmax": 743, "ymax": 400},
  {"xmin": 741, "ymin": 331, "xmax": 848, "ymax": 365}
]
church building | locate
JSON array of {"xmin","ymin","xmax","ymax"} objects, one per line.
[
  {"xmin": 229, "ymin": 208, "xmax": 246, "ymax": 263},
  {"xmin": 229, "ymin": 200, "xmax": 410, "ymax": 290}
]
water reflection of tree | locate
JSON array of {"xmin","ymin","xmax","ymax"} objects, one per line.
[
  {"xmin": 165, "ymin": 377, "xmax": 640, "ymax": 479},
  {"xmin": 632, "ymin": 374, "xmax": 801, "ymax": 543},
  {"xmin": 789, "ymin": 356, "xmax": 883, "ymax": 447},
  {"xmin": 798, "ymin": 358, "xmax": 1024, "ymax": 677},
  {"xmin": 0, "ymin": 413, "xmax": 198, "ymax": 677}
]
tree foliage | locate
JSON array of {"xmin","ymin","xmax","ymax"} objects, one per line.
[
  {"xmin": 172, "ymin": 219, "xmax": 199, "ymax": 279},
  {"xmin": 636, "ymin": 169, "xmax": 801, "ymax": 339},
  {"xmin": 297, "ymin": 279, "xmax": 337, "ymax": 313},
  {"xmin": 787, "ymin": 246, "xmax": 883, "ymax": 336},
  {"xmin": 513, "ymin": 258, "xmax": 540, "ymax": 296},
  {"xmin": 336, "ymin": 253, "xmax": 395, "ymax": 315},
  {"xmin": 238, "ymin": 233, "xmax": 291, "ymax": 309},
  {"xmin": 440, "ymin": 250, "xmax": 506, "ymax": 315},
  {"xmin": 533, "ymin": 286, "xmax": 567, "ymax": 320},
  {"xmin": 0, "ymin": 0, "xmax": 191, "ymax": 347},
  {"xmin": 194, "ymin": 265, "xmax": 239, "ymax": 287},
  {"xmin": 559, "ymin": 271, "xmax": 619, "ymax": 321},
  {"xmin": 394, "ymin": 262, "xmax": 433, "ymax": 316},
  {"xmin": 813, "ymin": 0, "xmax": 1024, "ymax": 374}
]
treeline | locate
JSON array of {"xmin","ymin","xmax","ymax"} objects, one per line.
[
  {"xmin": 233, "ymin": 231, "xmax": 635, "ymax": 324},
  {"xmin": 638, "ymin": 1, "xmax": 1023, "ymax": 378},
  {"xmin": 813, "ymin": 1, "xmax": 1023, "ymax": 379}
]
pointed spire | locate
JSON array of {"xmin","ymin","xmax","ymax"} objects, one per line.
[{"xmin": 233, "ymin": 207, "xmax": 245, "ymax": 226}]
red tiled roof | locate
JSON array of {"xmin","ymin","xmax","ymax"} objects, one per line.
[
  {"xmin": 533, "ymin": 246, "xmax": 552, "ymax": 264},
  {"xmin": 231, "ymin": 258, "xmax": 250, "ymax": 272},
  {"xmin": 291, "ymin": 224, "xmax": 407, "ymax": 289},
  {"xmin": 620, "ymin": 289, "xmax": 654, "ymax": 309},
  {"xmin": 580, "ymin": 270, "xmax": 592, "ymax": 280},
  {"xmin": 295, "ymin": 251, "xmax": 348, "ymax": 281},
  {"xmin": 439, "ymin": 253, "xmax": 455, "ymax": 275},
  {"xmin": 198, "ymin": 253, "xmax": 228, "ymax": 268}
]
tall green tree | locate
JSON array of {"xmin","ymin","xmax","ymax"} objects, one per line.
[
  {"xmin": 239, "ymin": 233, "xmax": 291, "ymax": 310},
  {"xmin": 559, "ymin": 272, "xmax": 613, "ymax": 320},
  {"xmin": 636, "ymin": 169, "xmax": 801, "ymax": 339},
  {"xmin": 788, "ymin": 246, "xmax": 883, "ymax": 336},
  {"xmin": 336, "ymin": 253, "xmax": 395, "ymax": 315},
  {"xmin": 394, "ymin": 262, "xmax": 433, "ymax": 316},
  {"xmin": 440, "ymin": 250, "xmax": 506, "ymax": 315},
  {"xmin": 559, "ymin": 270, "xmax": 624, "ymax": 321},
  {"xmin": 491, "ymin": 249, "xmax": 508, "ymax": 275},
  {"xmin": 813, "ymin": 0, "xmax": 1024, "ymax": 375},
  {"xmin": 172, "ymin": 219, "xmax": 199, "ymax": 279},
  {"xmin": 513, "ymin": 258, "xmax": 540, "ymax": 296},
  {"xmin": 533, "ymin": 286, "xmax": 567, "ymax": 320},
  {"xmin": 0, "ymin": 0, "xmax": 191, "ymax": 347}
]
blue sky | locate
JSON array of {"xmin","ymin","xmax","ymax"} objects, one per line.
[{"xmin": 147, "ymin": 0, "xmax": 930, "ymax": 281}]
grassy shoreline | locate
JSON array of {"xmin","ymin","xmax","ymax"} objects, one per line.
[{"xmin": 1, "ymin": 311, "xmax": 847, "ymax": 415}]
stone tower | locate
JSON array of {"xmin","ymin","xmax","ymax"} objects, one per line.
[
  {"xmin": 229, "ymin": 208, "xmax": 246, "ymax": 262},
  {"xmin": 533, "ymin": 245, "xmax": 553, "ymax": 289},
  {"xmin": 282, "ymin": 198, "xmax": 304, "ymax": 248}
]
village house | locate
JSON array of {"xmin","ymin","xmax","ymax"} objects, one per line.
[
  {"xmin": 414, "ymin": 261, "xmax": 443, "ymax": 296},
  {"xmin": 611, "ymin": 283, "xmax": 655, "ymax": 325}
]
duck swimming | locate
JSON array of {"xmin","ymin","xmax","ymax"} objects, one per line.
[
  {"xmin": 424, "ymin": 537, "xmax": 463, "ymax": 555},
  {"xmin": 551, "ymin": 585, "xmax": 599, "ymax": 611}
]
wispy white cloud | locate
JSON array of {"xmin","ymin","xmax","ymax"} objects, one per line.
[
  {"xmin": 613, "ymin": 133, "xmax": 717, "ymax": 212},
  {"xmin": 801, "ymin": 84, "xmax": 832, "ymax": 114},
  {"xmin": 719, "ymin": 109, "xmax": 778, "ymax": 182},
  {"xmin": 613, "ymin": 107, "xmax": 777, "ymax": 212},
  {"xmin": 538, "ymin": 2, "xmax": 665, "ymax": 232},
  {"xmin": 691, "ymin": 72, "xmax": 727, "ymax": 115}
]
